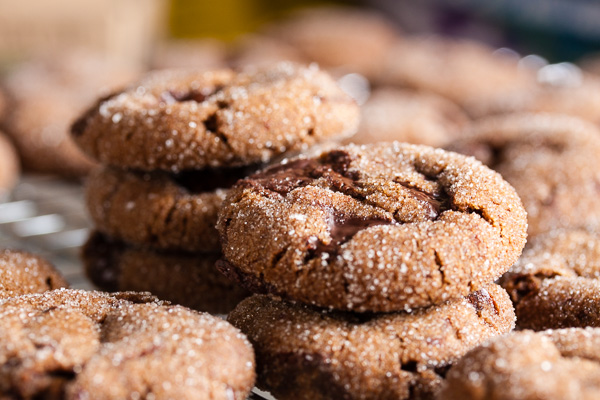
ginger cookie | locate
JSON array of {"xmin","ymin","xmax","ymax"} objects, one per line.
[
  {"xmin": 501, "ymin": 228, "xmax": 600, "ymax": 330},
  {"xmin": 0, "ymin": 249, "xmax": 68, "ymax": 299},
  {"xmin": 228, "ymin": 284, "xmax": 514, "ymax": 400},
  {"xmin": 72, "ymin": 63, "xmax": 359, "ymax": 172},
  {"xmin": 217, "ymin": 142, "xmax": 527, "ymax": 312},
  {"xmin": 83, "ymin": 231, "xmax": 249, "ymax": 314},
  {"xmin": 441, "ymin": 328, "xmax": 600, "ymax": 400},
  {"xmin": 0, "ymin": 289, "xmax": 255, "ymax": 399},
  {"xmin": 447, "ymin": 113, "xmax": 600, "ymax": 237}
]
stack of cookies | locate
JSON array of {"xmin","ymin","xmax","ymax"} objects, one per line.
[
  {"xmin": 221, "ymin": 142, "xmax": 528, "ymax": 399},
  {"xmin": 70, "ymin": 62, "xmax": 359, "ymax": 314}
]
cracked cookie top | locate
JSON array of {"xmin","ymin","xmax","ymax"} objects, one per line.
[
  {"xmin": 71, "ymin": 62, "xmax": 359, "ymax": 172},
  {"xmin": 217, "ymin": 142, "xmax": 527, "ymax": 312},
  {"xmin": 0, "ymin": 289, "xmax": 255, "ymax": 400},
  {"xmin": 228, "ymin": 284, "xmax": 515, "ymax": 400},
  {"xmin": 441, "ymin": 328, "xmax": 600, "ymax": 400},
  {"xmin": 447, "ymin": 113, "xmax": 600, "ymax": 237}
]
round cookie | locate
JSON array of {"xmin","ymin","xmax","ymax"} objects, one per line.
[
  {"xmin": 500, "ymin": 228, "xmax": 600, "ymax": 330},
  {"xmin": 464, "ymin": 66, "xmax": 600, "ymax": 124},
  {"xmin": 380, "ymin": 35, "xmax": 536, "ymax": 108},
  {"xmin": 447, "ymin": 113, "xmax": 600, "ymax": 237},
  {"xmin": 217, "ymin": 142, "xmax": 527, "ymax": 312},
  {"xmin": 343, "ymin": 87, "xmax": 469, "ymax": 147},
  {"xmin": 0, "ymin": 288, "xmax": 255, "ymax": 400},
  {"xmin": 0, "ymin": 132, "xmax": 20, "ymax": 198},
  {"xmin": 71, "ymin": 62, "xmax": 360, "ymax": 172},
  {"xmin": 85, "ymin": 164, "xmax": 261, "ymax": 252},
  {"xmin": 83, "ymin": 231, "xmax": 250, "ymax": 314},
  {"xmin": 263, "ymin": 6, "xmax": 401, "ymax": 80},
  {"xmin": 0, "ymin": 249, "xmax": 68, "ymax": 299},
  {"xmin": 2, "ymin": 49, "xmax": 139, "ymax": 177},
  {"xmin": 228, "ymin": 284, "xmax": 515, "ymax": 400},
  {"xmin": 441, "ymin": 328, "xmax": 600, "ymax": 400}
]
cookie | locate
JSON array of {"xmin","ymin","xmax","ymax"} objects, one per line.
[
  {"xmin": 447, "ymin": 113, "xmax": 600, "ymax": 237},
  {"xmin": 500, "ymin": 228, "xmax": 600, "ymax": 330},
  {"xmin": 380, "ymin": 35, "xmax": 535, "ymax": 108},
  {"xmin": 0, "ymin": 288, "xmax": 255, "ymax": 399},
  {"xmin": 228, "ymin": 284, "xmax": 515, "ymax": 400},
  {"xmin": 217, "ymin": 142, "xmax": 527, "ymax": 312},
  {"xmin": 0, "ymin": 132, "xmax": 19, "ymax": 198},
  {"xmin": 343, "ymin": 87, "xmax": 469, "ymax": 147},
  {"xmin": 263, "ymin": 6, "xmax": 401, "ymax": 80},
  {"xmin": 464, "ymin": 64, "xmax": 600, "ymax": 124},
  {"xmin": 441, "ymin": 328, "xmax": 600, "ymax": 400},
  {"xmin": 1, "ymin": 49, "xmax": 139, "ymax": 177},
  {"xmin": 71, "ymin": 62, "xmax": 360, "ymax": 172},
  {"xmin": 85, "ymin": 164, "xmax": 261, "ymax": 252},
  {"xmin": 0, "ymin": 249, "xmax": 68, "ymax": 299},
  {"xmin": 83, "ymin": 231, "xmax": 250, "ymax": 314}
]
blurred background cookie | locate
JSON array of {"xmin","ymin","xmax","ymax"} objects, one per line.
[
  {"xmin": 344, "ymin": 87, "xmax": 469, "ymax": 147},
  {"xmin": 0, "ymin": 131, "xmax": 19, "ymax": 199},
  {"xmin": 1, "ymin": 49, "xmax": 140, "ymax": 177}
]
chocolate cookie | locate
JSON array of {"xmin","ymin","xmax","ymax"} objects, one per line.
[
  {"xmin": 0, "ymin": 132, "xmax": 19, "ymax": 198},
  {"xmin": 465, "ymin": 65, "xmax": 600, "ymax": 124},
  {"xmin": 0, "ymin": 289, "xmax": 255, "ymax": 399},
  {"xmin": 85, "ymin": 165, "xmax": 261, "ymax": 252},
  {"xmin": 0, "ymin": 249, "xmax": 68, "ymax": 299},
  {"xmin": 441, "ymin": 328, "xmax": 600, "ymax": 400},
  {"xmin": 72, "ymin": 63, "xmax": 359, "ymax": 172},
  {"xmin": 217, "ymin": 142, "xmax": 527, "ymax": 312},
  {"xmin": 263, "ymin": 6, "xmax": 401, "ymax": 80},
  {"xmin": 500, "ymin": 228, "xmax": 600, "ymax": 330},
  {"xmin": 447, "ymin": 113, "xmax": 600, "ymax": 237},
  {"xmin": 343, "ymin": 87, "xmax": 469, "ymax": 147},
  {"xmin": 83, "ymin": 231, "xmax": 250, "ymax": 314},
  {"xmin": 1, "ymin": 49, "xmax": 139, "ymax": 177},
  {"xmin": 380, "ymin": 35, "xmax": 535, "ymax": 108},
  {"xmin": 228, "ymin": 284, "xmax": 515, "ymax": 400}
]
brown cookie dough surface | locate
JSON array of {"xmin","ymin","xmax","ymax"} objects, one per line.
[
  {"xmin": 229, "ymin": 284, "xmax": 515, "ymax": 400},
  {"xmin": 447, "ymin": 113, "xmax": 600, "ymax": 237},
  {"xmin": 0, "ymin": 289, "xmax": 255, "ymax": 400},
  {"xmin": 0, "ymin": 249, "xmax": 68, "ymax": 299},
  {"xmin": 218, "ymin": 142, "xmax": 527, "ymax": 312},
  {"xmin": 83, "ymin": 231, "xmax": 250, "ymax": 314},
  {"xmin": 344, "ymin": 87, "xmax": 469, "ymax": 147},
  {"xmin": 0, "ymin": 132, "xmax": 19, "ymax": 198},
  {"xmin": 72, "ymin": 63, "xmax": 359, "ymax": 172},
  {"xmin": 85, "ymin": 165, "xmax": 260, "ymax": 252},
  {"xmin": 500, "ymin": 228, "xmax": 600, "ymax": 330},
  {"xmin": 380, "ymin": 36, "xmax": 535, "ymax": 107},
  {"xmin": 441, "ymin": 328, "xmax": 600, "ymax": 400}
]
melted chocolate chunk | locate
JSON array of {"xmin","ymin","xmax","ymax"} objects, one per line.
[
  {"xmin": 394, "ymin": 179, "xmax": 452, "ymax": 220},
  {"xmin": 309, "ymin": 214, "xmax": 395, "ymax": 259},
  {"xmin": 467, "ymin": 289, "xmax": 498, "ymax": 315}
]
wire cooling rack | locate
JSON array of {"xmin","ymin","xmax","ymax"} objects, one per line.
[{"xmin": 0, "ymin": 174, "xmax": 275, "ymax": 400}]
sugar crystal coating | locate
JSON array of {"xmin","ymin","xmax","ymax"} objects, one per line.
[
  {"xmin": 441, "ymin": 328, "xmax": 600, "ymax": 400},
  {"xmin": 71, "ymin": 62, "xmax": 359, "ymax": 171},
  {"xmin": 500, "ymin": 228, "xmax": 600, "ymax": 330},
  {"xmin": 228, "ymin": 284, "xmax": 514, "ymax": 400},
  {"xmin": 217, "ymin": 142, "xmax": 527, "ymax": 312},
  {"xmin": 0, "ymin": 289, "xmax": 255, "ymax": 399}
]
